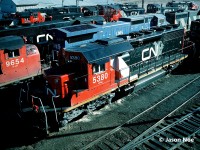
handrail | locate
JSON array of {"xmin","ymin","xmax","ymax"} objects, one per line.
[
  {"xmin": 31, "ymin": 95, "xmax": 49, "ymax": 134},
  {"xmin": 46, "ymin": 87, "xmax": 60, "ymax": 128},
  {"xmin": 18, "ymin": 82, "xmax": 30, "ymax": 111},
  {"xmin": 51, "ymin": 95, "xmax": 60, "ymax": 125},
  {"xmin": 117, "ymin": 45, "xmax": 191, "ymax": 83}
]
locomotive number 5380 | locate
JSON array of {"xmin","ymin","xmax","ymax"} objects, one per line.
[{"xmin": 93, "ymin": 72, "xmax": 108, "ymax": 84}]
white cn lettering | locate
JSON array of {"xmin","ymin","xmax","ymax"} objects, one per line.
[
  {"xmin": 142, "ymin": 47, "xmax": 157, "ymax": 61},
  {"xmin": 37, "ymin": 34, "xmax": 53, "ymax": 43},
  {"xmin": 131, "ymin": 11, "xmax": 138, "ymax": 15},
  {"xmin": 142, "ymin": 41, "xmax": 163, "ymax": 61}
]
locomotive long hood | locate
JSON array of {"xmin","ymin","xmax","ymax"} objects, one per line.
[
  {"xmin": 55, "ymin": 24, "xmax": 99, "ymax": 37},
  {"xmin": 131, "ymin": 33, "xmax": 162, "ymax": 45}
]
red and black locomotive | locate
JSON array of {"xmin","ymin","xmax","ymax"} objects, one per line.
[{"xmin": 1, "ymin": 24, "xmax": 191, "ymax": 135}]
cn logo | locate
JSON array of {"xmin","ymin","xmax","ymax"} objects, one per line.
[
  {"xmin": 142, "ymin": 41, "xmax": 164, "ymax": 61},
  {"xmin": 36, "ymin": 34, "xmax": 53, "ymax": 43},
  {"xmin": 131, "ymin": 11, "xmax": 138, "ymax": 15}
]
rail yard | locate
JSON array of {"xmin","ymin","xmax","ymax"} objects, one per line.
[{"xmin": 1, "ymin": 0, "xmax": 200, "ymax": 150}]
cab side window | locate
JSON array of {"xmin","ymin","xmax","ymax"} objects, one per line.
[
  {"xmin": 5, "ymin": 49, "xmax": 20, "ymax": 59},
  {"xmin": 93, "ymin": 64, "xmax": 105, "ymax": 74}
]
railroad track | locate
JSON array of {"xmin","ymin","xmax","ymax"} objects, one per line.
[
  {"xmin": 121, "ymin": 103, "xmax": 200, "ymax": 150},
  {"xmin": 81, "ymin": 76, "xmax": 200, "ymax": 150}
]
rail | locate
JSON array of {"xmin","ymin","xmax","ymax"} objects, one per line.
[
  {"xmin": 121, "ymin": 91, "xmax": 200, "ymax": 149},
  {"xmin": 81, "ymin": 75, "xmax": 200, "ymax": 150}
]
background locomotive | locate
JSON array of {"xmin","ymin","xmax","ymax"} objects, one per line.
[
  {"xmin": 24, "ymin": 5, "xmax": 84, "ymax": 21},
  {"xmin": 48, "ymin": 13, "xmax": 169, "ymax": 60},
  {"xmin": 0, "ymin": 36, "xmax": 41, "ymax": 87},
  {"xmin": 9, "ymin": 23, "xmax": 193, "ymax": 135},
  {"xmin": 165, "ymin": 9, "xmax": 200, "ymax": 31},
  {"xmin": 166, "ymin": 0, "xmax": 199, "ymax": 10},
  {"xmin": 145, "ymin": 2, "xmax": 200, "ymax": 32}
]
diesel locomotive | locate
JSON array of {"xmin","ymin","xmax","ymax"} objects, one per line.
[
  {"xmin": 12, "ymin": 24, "xmax": 194, "ymax": 135},
  {"xmin": 145, "ymin": 1, "xmax": 200, "ymax": 32},
  {"xmin": 165, "ymin": 9, "xmax": 200, "ymax": 31},
  {"xmin": 166, "ymin": 1, "xmax": 199, "ymax": 10}
]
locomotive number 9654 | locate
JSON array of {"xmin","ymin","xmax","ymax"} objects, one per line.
[{"xmin": 6, "ymin": 58, "xmax": 25, "ymax": 67}]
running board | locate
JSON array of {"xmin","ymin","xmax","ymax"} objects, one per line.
[{"xmin": 132, "ymin": 69, "xmax": 167, "ymax": 92}]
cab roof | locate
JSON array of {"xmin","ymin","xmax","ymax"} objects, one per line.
[
  {"xmin": 0, "ymin": 36, "xmax": 24, "ymax": 50},
  {"xmin": 66, "ymin": 37, "xmax": 133, "ymax": 64}
]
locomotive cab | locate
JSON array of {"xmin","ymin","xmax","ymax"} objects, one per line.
[{"xmin": 45, "ymin": 37, "xmax": 134, "ymax": 106}]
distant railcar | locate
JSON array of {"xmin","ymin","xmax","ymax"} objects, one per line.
[
  {"xmin": 146, "ymin": 4, "xmax": 161, "ymax": 13},
  {"xmin": 166, "ymin": 1, "xmax": 199, "ymax": 10},
  {"xmin": 165, "ymin": 10, "xmax": 200, "ymax": 31},
  {"xmin": 146, "ymin": 4, "xmax": 184, "ymax": 14},
  {"xmin": 97, "ymin": 4, "xmax": 122, "ymax": 22},
  {"xmin": 15, "ymin": 11, "xmax": 46, "ymax": 25},
  {"xmin": 25, "ymin": 6, "xmax": 84, "ymax": 21},
  {"xmin": 118, "ymin": 3, "xmax": 145, "ymax": 16}
]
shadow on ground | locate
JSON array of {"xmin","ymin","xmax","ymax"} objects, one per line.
[{"xmin": 171, "ymin": 57, "xmax": 200, "ymax": 75}]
